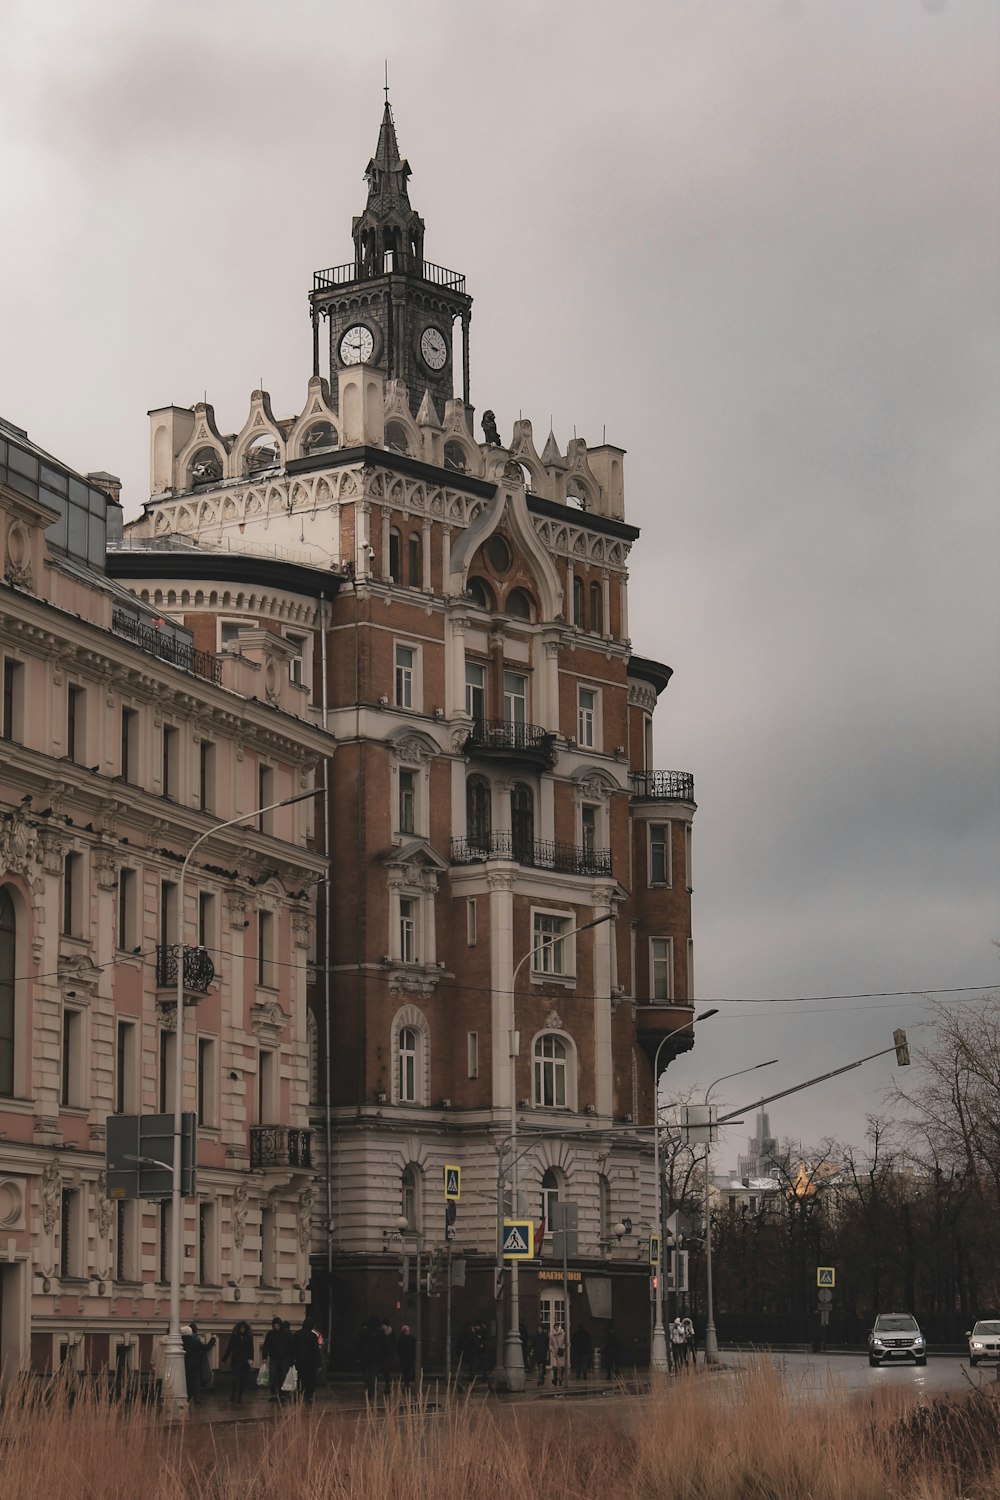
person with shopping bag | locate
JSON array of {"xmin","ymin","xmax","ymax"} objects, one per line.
[{"xmin": 262, "ymin": 1316, "xmax": 294, "ymax": 1403}]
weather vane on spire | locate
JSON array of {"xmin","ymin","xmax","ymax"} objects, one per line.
[{"xmin": 384, "ymin": 60, "xmax": 390, "ymax": 107}]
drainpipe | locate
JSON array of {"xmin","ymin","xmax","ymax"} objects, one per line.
[{"xmin": 319, "ymin": 592, "xmax": 334, "ymax": 1356}]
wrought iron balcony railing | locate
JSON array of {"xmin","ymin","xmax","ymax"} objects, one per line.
[
  {"xmin": 451, "ymin": 834, "xmax": 612, "ymax": 878},
  {"xmin": 464, "ymin": 718, "xmax": 557, "ymax": 764},
  {"xmin": 112, "ymin": 607, "xmax": 222, "ymax": 686},
  {"xmin": 249, "ymin": 1125, "xmax": 313, "ymax": 1170},
  {"xmin": 155, "ymin": 943, "xmax": 216, "ymax": 994},
  {"xmin": 312, "ymin": 255, "xmax": 465, "ymax": 292},
  {"xmin": 630, "ymin": 770, "xmax": 695, "ymax": 802}
]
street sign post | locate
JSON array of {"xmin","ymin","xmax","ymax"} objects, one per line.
[
  {"xmin": 649, "ymin": 1233, "xmax": 661, "ymax": 1267},
  {"xmin": 817, "ymin": 1267, "xmax": 836, "ymax": 1288},
  {"xmin": 106, "ymin": 1113, "xmax": 196, "ymax": 1199},
  {"xmin": 444, "ymin": 1164, "xmax": 461, "ymax": 1201}
]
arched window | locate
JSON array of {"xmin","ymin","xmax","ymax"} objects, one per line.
[
  {"xmin": 467, "ymin": 576, "xmax": 494, "ymax": 610},
  {"xmin": 401, "ymin": 1163, "xmax": 421, "ymax": 1232},
  {"xmin": 443, "ymin": 441, "xmax": 468, "ymax": 473},
  {"xmin": 541, "ymin": 1167, "xmax": 560, "ymax": 1227},
  {"xmin": 398, "ymin": 1026, "xmax": 418, "ymax": 1102},
  {"xmin": 511, "ymin": 783, "xmax": 534, "ymax": 865},
  {"xmin": 466, "ymin": 776, "xmax": 492, "ymax": 853},
  {"xmin": 407, "ymin": 533, "xmax": 421, "ymax": 588},
  {"xmin": 534, "ymin": 1034, "xmax": 568, "ymax": 1108},
  {"xmin": 589, "ymin": 582, "xmax": 603, "ymax": 635},
  {"xmin": 386, "ymin": 422, "xmax": 410, "ymax": 455},
  {"xmin": 0, "ymin": 888, "xmax": 15, "ymax": 1097},
  {"xmin": 505, "ymin": 588, "xmax": 533, "ymax": 622},
  {"xmin": 572, "ymin": 576, "xmax": 584, "ymax": 628}
]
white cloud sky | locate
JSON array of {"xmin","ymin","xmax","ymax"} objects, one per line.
[{"xmin": 2, "ymin": 0, "xmax": 997, "ymax": 1165}]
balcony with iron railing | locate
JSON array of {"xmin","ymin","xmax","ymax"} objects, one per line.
[
  {"xmin": 155, "ymin": 943, "xmax": 216, "ymax": 995},
  {"xmin": 249, "ymin": 1125, "xmax": 313, "ymax": 1170},
  {"xmin": 630, "ymin": 770, "xmax": 695, "ymax": 802},
  {"xmin": 112, "ymin": 607, "xmax": 222, "ymax": 686},
  {"xmin": 312, "ymin": 254, "xmax": 466, "ymax": 292},
  {"xmin": 451, "ymin": 832, "xmax": 612, "ymax": 878},
  {"xmin": 464, "ymin": 719, "xmax": 557, "ymax": 768}
]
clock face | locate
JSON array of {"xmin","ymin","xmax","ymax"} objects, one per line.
[
  {"xmin": 340, "ymin": 325, "xmax": 375, "ymax": 365},
  {"xmin": 420, "ymin": 325, "xmax": 448, "ymax": 371}
]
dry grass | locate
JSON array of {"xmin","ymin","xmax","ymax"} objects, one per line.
[{"xmin": 3, "ymin": 1364, "xmax": 1000, "ymax": 1500}]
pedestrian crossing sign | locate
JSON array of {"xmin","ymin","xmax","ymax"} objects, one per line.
[
  {"xmin": 501, "ymin": 1219, "xmax": 535, "ymax": 1259},
  {"xmin": 817, "ymin": 1267, "xmax": 835, "ymax": 1287},
  {"xmin": 649, "ymin": 1233, "xmax": 661, "ymax": 1267},
  {"xmin": 444, "ymin": 1164, "xmax": 461, "ymax": 1201}
]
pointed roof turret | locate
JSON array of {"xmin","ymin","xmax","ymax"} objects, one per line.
[{"xmin": 352, "ymin": 102, "xmax": 425, "ymax": 278}]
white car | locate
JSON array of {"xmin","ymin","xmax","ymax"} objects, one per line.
[
  {"xmin": 967, "ymin": 1320, "xmax": 1000, "ymax": 1366},
  {"xmin": 868, "ymin": 1313, "xmax": 926, "ymax": 1366}
]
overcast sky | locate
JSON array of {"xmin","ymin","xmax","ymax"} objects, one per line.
[{"xmin": 2, "ymin": 0, "xmax": 997, "ymax": 1169}]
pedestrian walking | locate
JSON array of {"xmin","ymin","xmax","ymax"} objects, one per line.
[
  {"xmin": 380, "ymin": 1321, "xmax": 397, "ymax": 1392},
  {"xmin": 262, "ymin": 1316, "xmax": 294, "ymax": 1403},
  {"xmin": 603, "ymin": 1326, "xmax": 621, "ymax": 1379},
  {"xmin": 358, "ymin": 1315, "xmax": 383, "ymax": 1401},
  {"xmin": 222, "ymin": 1319, "xmax": 254, "ymax": 1404},
  {"xmin": 181, "ymin": 1322, "xmax": 215, "ymax": 1406},
  {"xmin": 397, "ymin": 1324, "xmax": 417, "ymax": 1394},
  {"xmin": 683, "ymin": 1316, "xmax": 696, "ymax": 1365},
  {"xmin": 291, "ymin": 1317, "xmax": 322, "ymax": 1404},
  {"xmin": 532, "ymin": 1325, "xmax": 549, "ymax": 1386},
  {"xmin": 548, "ymin": 1323, "xmax": 567, "ymax": 1387},
  {"xmin": 571, "ymin": 1323, "xmax": 592, "ymax": 1380},
  {"xmin": 670, "ymin": 1317, "xmax": 688, "ymax": 1368}
]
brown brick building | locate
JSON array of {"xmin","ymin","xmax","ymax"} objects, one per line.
[{"xmin": 112, "ymin": 103, "xmax": 700, "ymax": 1374}]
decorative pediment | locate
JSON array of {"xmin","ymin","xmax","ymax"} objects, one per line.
[
  {"xmin": 380, "ymin": 838, "xmax": 449, "ymax": 874},
  {"xmin": 251, "ymin": 1000, "xmax": 289, "ymax": 1045},
  {"xmin": 386, "ymin": 728, "xmax": 439, "ymax": 765},
  {"xmin": 58, "ymin": 953, "xmax": 101, "ymax": 998}
]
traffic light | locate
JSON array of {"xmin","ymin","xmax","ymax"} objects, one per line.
[{"xmin": 893, "ymin": 1028, "xmax": 911, "ymax": 1067}]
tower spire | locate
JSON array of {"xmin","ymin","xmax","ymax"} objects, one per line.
[{"xmin": 352, "ymin": 101, "xmax": 425, "ymax": 278}]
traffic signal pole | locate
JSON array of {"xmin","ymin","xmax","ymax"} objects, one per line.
[{"xmin": 715, "ymin": 1034, "xmax": 911, "ymax": 1128}]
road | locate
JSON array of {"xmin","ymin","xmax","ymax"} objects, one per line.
[{"xmin": 722, "ymin": 1349, "xmax": 991, "ymax": 1399}]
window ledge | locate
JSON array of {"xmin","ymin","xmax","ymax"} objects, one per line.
[{"xmin": 531, "ymin": 974, "xmax": 577, "ymax": 990}]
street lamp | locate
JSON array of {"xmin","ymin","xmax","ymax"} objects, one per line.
[
  {"xmin": 701, "ymin": 1058, "xmax": 777, "ymax": 1366},
  {"xmin": 161, "ymin": 787, "xmax": 322, "ymax": 1416},
  {"xmin": 498, "ymin": 909, "xmax": 614, "ymax": 1393},
  {"xmin": 650, "ymin": 1007, "xmax": 719, "ymax": 1374}
]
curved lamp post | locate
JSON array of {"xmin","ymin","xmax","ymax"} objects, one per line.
[
  {"xmin": 499, "ymin": 910, "xmax": 614, "ymax": 1393},
  {"xmin": 162, "ymin": 787, "xmax": 322, "ymax": 1416},
  {"xmin": 701, "ymin": 1058, "xmax": 777, "ymax": 1365}
]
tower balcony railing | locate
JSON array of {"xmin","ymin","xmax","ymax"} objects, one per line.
[
  {"xmin": 249, "ymin": 1125, "xmax": 313, "ymax": 1171},
  {"xmin": 630, "ymin": 770, "xmax": 695, "ymax": 802},
  {"xmin": 154, "ymin": 943, "xmax": 216, "ymax": 995},
  {"xmin": 312, "ymin": 256, "xmax": 465, "ymax": 292},
  {"xmin": 450, "ymin": 833, "xmax": 612, "ymax": 878},
  {"xmin": 464, "ymin": 718, "xmax": 557, "ymax": 767}
]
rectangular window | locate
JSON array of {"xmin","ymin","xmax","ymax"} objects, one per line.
[
  {"xmin": 161, "ymin": 724, "xmax": 178, "ymax": 798},
  {"xmin": 116, "ymin": 1019, "xmax": 136, "ymax": 1114},
  {"xmin": 286, "ymin": 633, "xmax": 307, "ymax": 686},
  {"xmin": 219, "ymin": 621, "xmax": 243, "ymax": 653},
  {"xmin": 158, "ymin": 1201, "xmax": 171, "ymax": 1285},
  {"xmin": 533, "ymin": 911, "xmax": 569, "ymax": 976},
  {"xmin": 261, "ymin": 1204, "xmax": 277, "ymax": 1285},
  {"xmin": 651, "ymin": 938, "xmax": 673, "ymax": 1002},
  {"xmin": 394, "ymin": 644, "xmax": 415, "ymax": 709},
  {"xmin": 577, "ymin": 687, "xmax": 597, "ymax": 748},
  {"xmin": 399, "ymin": 896, "xmax": 417, "ymax": 964},
  {"xmin": 114, "ymin": 1199, "xmax": 136, "ymax": 1283},
  {"xmin": 467, "ymin": 1031, "xmax": 479, "ymax": 1079},
  {"xmin": 199, "ymin": 741, "xmax": 215, "ymax": 813},
  {"xmin": 60, "ymin": 1188, "xmax": 81, "ymax": 1278},
  {"xmin": 388, "ymin": 529, "xmax": 401, "ymax": 585},
  {"xmin": 117, "ymin": 868, "xmax": 137, "ymax": 951},
  {"xmin": 687, "ymin": 938, "xmax": 695, "ymax": 1000},
  {"xmin": 198, "ymin": 1201, "xmax": 217, "ymax": 1285},
  {"xmin": 197, "ymin": 1036, "xmax": 216, "ymax": 1127},
  {"xmin": 257, "ymin": 910, "xmax": 275, "ymax": 988},
  {"xmin": 407, "ymin": 533, "xmax": 421, "ymax": 588},
  {"xmin": 466, "ymin": 897, "xmax": 477, "ymax": 946},
  {"xmin": 198, "ymin": 891, "xmax": 215, "ymax": 950},
  {"xmin": 159, "ymin": 880, "xmax": 177, "ymax": 952},
  {"xmin": 465, "ymin": 660, "xmax": 486, "ymax": 721},
  {"xmin": 257, "ymin": 1048, "xmax": 276, "ymax": 1125},
  {"xmin": 685, "ymin": 823, "xmax": 693, "ymax": 890},
  {"xmin": 61, "ymin": 1008, "xmax": 83, "ymax": 1107},
  {"xmin": 257, "ymin": 764, "xmax": 274, "ymax": 832},
  {"xmin": 649, "ymin": 824, "xmax": 671, "ymax": 886},
  {"xmin": 158, "ymin": 1028, "xmax": 176, "ymax": 1114},
  {"xmin": 3, "ymin": 658, "xmax": 23, "ymax": 742},
  {"xmin": 67, "ymin": 684, "xmax": 85, "ymax": 763},
  {"xmin": 62, "ymin": 852, "xmax": 83, "ymax": 937},
  {"xmin": 120, "ymin": 707, "xmax": 138, "ymax": 783},
  {"xmin": 398, "ymin": 769, "xmax": 416, "ymax": 835},
  {"xmin": 581, "ymin": 804, "xmax": 598, "ymax": 855},
  {"xmin": 503, "ymin": 671, "xmax": 527, "ymax": 725}
]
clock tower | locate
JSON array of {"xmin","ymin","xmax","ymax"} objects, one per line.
[{"xmin": 310, "ymin": 102, "xmax": 473, "ymax": 425}]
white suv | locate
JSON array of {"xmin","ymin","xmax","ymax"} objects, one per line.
[
  {"xmin": 868, "ymin": 1313, "xmax": 926, "ymax": 1367},
  {"xmin": 967, "ymin": 1320, "xmax": 1000, "ymax": 1366}
]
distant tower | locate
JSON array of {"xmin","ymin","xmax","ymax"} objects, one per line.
[
  {"xmin": 309, "ymin": 101, "xmax": 473, "ymax": 422},
  {"xmin": 738, "ymin": 1109, "xmax": 778, "ymax": 1181}
]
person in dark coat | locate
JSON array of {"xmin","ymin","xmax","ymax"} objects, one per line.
[
  {"xmin": 532, "ymin": 1326, "xmax": 549, "ymax": 1387},
  {"xmin": 571, "ymin": 1324, "xmax": 593, "ymax": 1380},
  {"xmin": 181, "ymin": 1322, "xmax": 215, "ymax": 1406},
  {"xmin": 222, "ymin": 1320, "xmax": 254, "ymax": 1404},
  {"xmin": 358, "ymin": 1315, "xmax": 383, "ymax": 1401},
  {"xmin": 262, "ymin": 1316, "xmax": 294, "ymax": 1402},
  {"xmin": 292, "ymin": 1318, "xmax": 322, "ymax": 1403},
  {"xmin": 397, "ymin": 1323, "xmax": 417, "ymax": 1394},
  {"xmin": 603, "ymin": 1326, "xmax": 621, "ymax": 1378}
]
